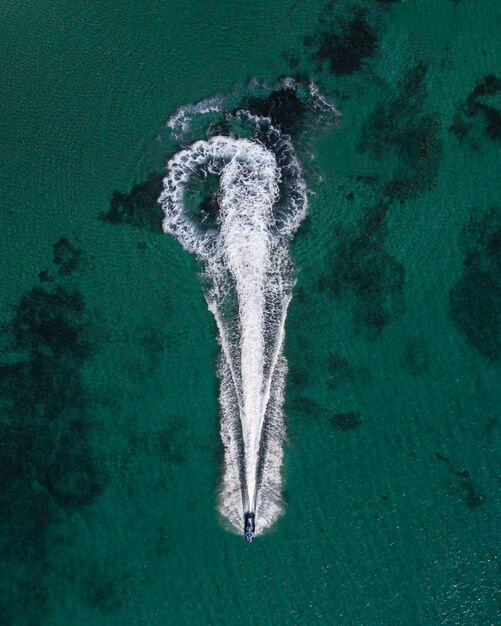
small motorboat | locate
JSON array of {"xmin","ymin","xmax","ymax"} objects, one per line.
[{"xmin": 244, "ymin": 512, "xmax": 255, "ymax": 542}]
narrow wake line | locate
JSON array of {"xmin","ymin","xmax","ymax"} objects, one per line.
[
  {"xmin": 259, "ymin": 291, "xmax": 292, "ymax": 444},
  {"xmin": 158, "ymin": 79, "xmax": 337, "ymax": 538},
  {"xmin": 208, "ymin": 302, "xmax": 244, "ymax": 418}
]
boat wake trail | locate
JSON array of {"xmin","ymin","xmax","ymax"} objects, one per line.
[{"xmin": 158, "ymin": 79, "xmax": 338, "ymax": 536}]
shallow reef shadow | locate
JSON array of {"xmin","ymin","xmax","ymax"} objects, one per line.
[
  {"xmin": 358, "ymin": 63, "xmax": 442, "ymax": 203},
  {"xmin": 450, "ymin": 74, "xmax": 501, "ymax": 146},
  {"xmin": 319, "ymin": 202, "xmax": 405, "ymax": 337},
  {"xmin": 434, "ymin": 452, "xmax": 485, "ymax": 509},
  {"xmin": 101, "ymin": 172, "xmax": 165, "ymax": 232},
  {"xmin": 0, "ymin": 237, "xmax": 109, "ymax": 622},
  {"xmin": 304, "ymin": 3, "xmax": 380, "ymax": 77},
  {"xmin": 449, "ymin": 205, "xmax": 501, "ymax": 361}
]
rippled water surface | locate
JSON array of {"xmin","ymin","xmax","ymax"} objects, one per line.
[{"xmin": 0, "ymin": 1, "xmax": 499, "ymax": 624}]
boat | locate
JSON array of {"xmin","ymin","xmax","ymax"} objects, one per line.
[{"xmin": 244, "ymin": 512, "xmax": 255, "ymax": 542}]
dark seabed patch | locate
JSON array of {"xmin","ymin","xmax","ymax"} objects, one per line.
[
  {"xmin": 287, "ymin": 356, "xmax": 312, "ymax": 391},
  {"xmin": 319, "ymin": 203, "xmax": 405, "ymax": 337},
  {"xmin": 299, "ymin": 0, "xmax": 400, "ymax": 78},
  {"xmin": 450, "ymin": 74, "xmax": 501, "ymax": 145},
  {"xmin": 460, "ymin": 475, "xmax": 486, "ymax": 509},
  {"xmin": 53, "ymin": 236, "xmax": 82, "ymax": 275},
  {"xmin": 434, "ymin": 452, "xmax": 485, "ymax": 509},
  {"xmin": 327, "ymin": 353, "xmax": 356, "ymax": 389},
  {"xmin": 39, "ymin": 269, "xmax": 54, "ymax": 283},
  {"xmin": 359, "ymin": 63, "xmax": 442, "ymax": 202},
  {"xmin": 306, "ymin": 5, "xmax": 379, "ymax": 76},
  {"xmin": 138, "ymin": 325, "xmax": 170, "ymax": 373},
  {"xmin": 101, "ymin": 172, "xmax": 165, "ymax": 232},
  {"xmin": 449, "ymin": 206, "xmax": 501, "ymax": 361},
  {"xmin": 244, "ymin": 85, "xmax": 309, "ymax": 135},
  {"xmin": 0, "ymin": 257, "xmax": 107, "ymax": 621},
  {"xmin": 287, "ymin": 395, "xmax": 329, "ymax": 420},
  {"xmin": 330, "ymin": 411, "xmax": 362, "ymax": 431},
  {"xmin": 400, "ymin": 339, "xmax": 430, "ymax": 375},
  {"xmin": 183, "ymin": 169, "xmax": 221, "ymax": 230},
  {"xmin": 233, "ymin": 78, "xmax": 339, "ymax": 161}
]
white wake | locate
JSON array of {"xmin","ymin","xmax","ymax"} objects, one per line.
[{"xmin": 158, "ymin": 81, "xmax": 337, "ymax": 535}]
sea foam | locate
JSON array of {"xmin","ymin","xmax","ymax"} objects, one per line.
[{"xmin": 159, "ymin": 80, "xmax": 337, "ymax": 534}]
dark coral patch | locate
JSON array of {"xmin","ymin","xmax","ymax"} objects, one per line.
[
  {"xmin": 359, "ymin": 63, "xmax": 442, "ymax": 202},
  {"xmin": 285, "ymin": 329, "xmax": 314, "ymax": 392},
  {"xmin": 320, "ymin": 204, "xmax": 405, "ymax": 336},
  {"xmin": 13, "ymin": 286, "xmax": 89, "ymax": 362},
  {"xmin": 42, "ymin": 441, "xmax": 106, "ymax": 509},
  {"xmin": 38, "ymin": 270, "xmax": 53, "ymax": 283},
  {"xmin": 287, "ymin": 358, "xmax": 311, "ymax": 391},
  {"xmin": 101, "ymin": 172, "xmax": 165, "ymax": 232},
  {"xmin": 298, "ymin": 0, "xmax": 399, "ymax": 78},
  {"xmin": 0, "ymin": 276, "xmax": 107, "ymax": 619},
  {"xmin": 184, "ymin": 170, "xmax": 220, "ymax": 230},
  {"xmin": 450, "ymin": 74, "xmax": 501, "ymax": 144},
  {"xmin": 449, "ymin": 206, "xmax": 501, "ymax": 361},
  {"xmin": 287, "ymin": 395, "xmax": 328, "ymax": 419},
  {"xmin": 244, "ymin": 86, "xmax": 308, "ymax": 135},
  {"xmin": 330, "ymin": 411, "xmax": 362, "ymax": 431},
  {"xmin": 460, "ymin": 477, "xmax": 485, "ymax": 509},
  {"xmin": 310, "ymin": 8, "xmax": 379, "ymax": 76},
  {"xmin": 53, "ymin": 237, "xmax": 81, "ymax": 275},
  {"xmin": 136, "ymin": 325, "xmax": 170, "ymax": 375},
  {"xmin": 435, "ymin": 453, "xmax": 485, "ymax": 509}
]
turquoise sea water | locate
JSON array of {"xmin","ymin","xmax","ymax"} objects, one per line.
[{"xmin": 1, "ymin": 1, "xmax": 500, "ymax": 624}]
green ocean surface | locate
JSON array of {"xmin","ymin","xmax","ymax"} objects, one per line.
[{"xmin": 1, "ymin": 0, "xmax": 500, "ymax": 624}]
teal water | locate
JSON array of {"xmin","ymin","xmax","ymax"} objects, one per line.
[{"xmin": 0, "ymin": 1, "xmax": 500, "ymax": 624}]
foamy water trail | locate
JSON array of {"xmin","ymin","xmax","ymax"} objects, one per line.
[{"xmin": 159, "ymin": 80, "xmax": 338, "ymax": 535}]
